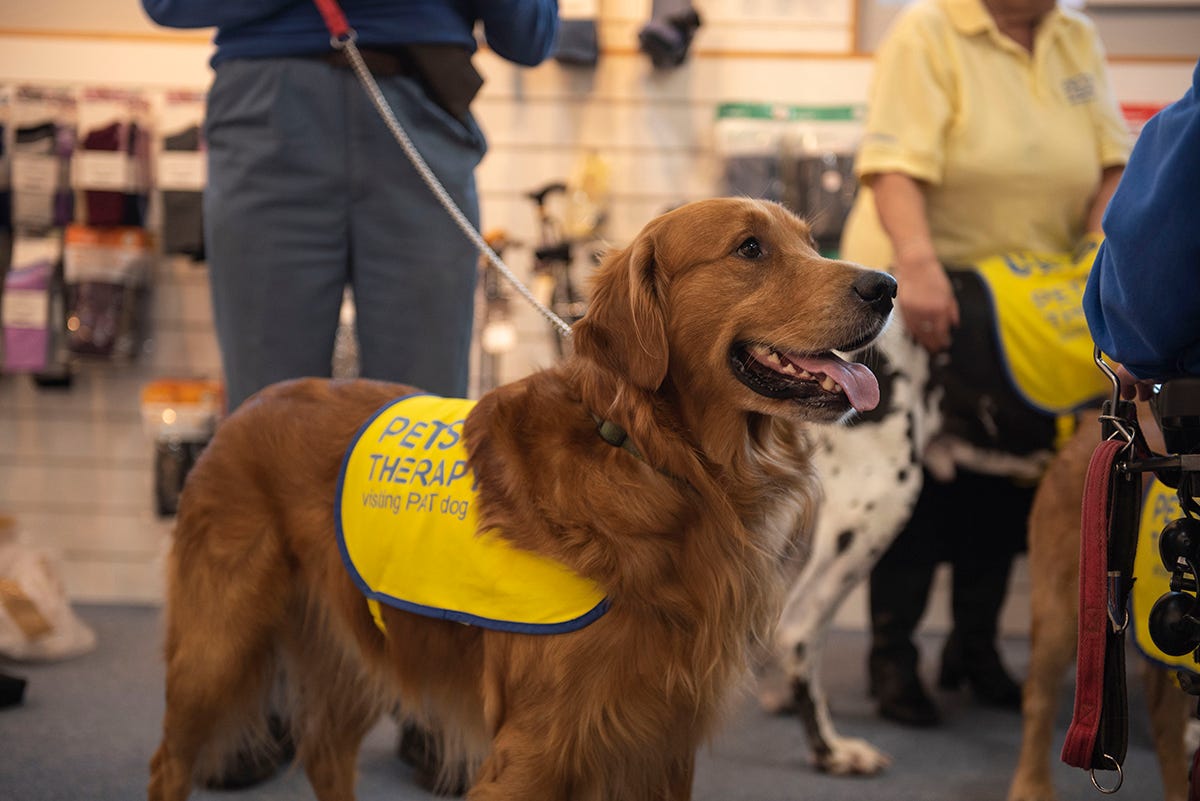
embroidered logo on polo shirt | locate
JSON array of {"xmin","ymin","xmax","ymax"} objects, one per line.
[{"xmin": 1062, "ymin": 73, "xmax": 1095, "ymax": 105}]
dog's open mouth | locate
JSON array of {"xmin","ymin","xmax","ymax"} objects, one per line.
[{"xmin": 730, "ymin": 343, "xmax": 881, "ymax": 412}]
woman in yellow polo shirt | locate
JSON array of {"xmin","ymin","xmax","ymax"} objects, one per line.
[{"xmin": 842, "ymin": 0, "xmax": 1129, "ymax": 726}]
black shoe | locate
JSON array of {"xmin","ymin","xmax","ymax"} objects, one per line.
[
  {"xmin": 203, "ymin": 713, "xmax": 295, "ymax": 790},
  {"xmin": 0, "ymin": 672, "xmax": 26, "ymax": 708},
  {"xmin": 938, "ymin": 634, "xmax": 1022, "ymax": 710},
  {"xmin": 870, "ymin": 657, "xmax": 941, "ymax": 727},
  {"xmin": 397, "ymin": 721, "xmax": 469, "ymax": 797}
]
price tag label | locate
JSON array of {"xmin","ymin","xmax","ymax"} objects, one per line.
[
  {"xmin": 156, "ymin": 151, "xmax": 207, "ymax": 191},
  {"xmin": 12, "ymin": 237, "xmax": 62, "ymax": 267},
  {"xmin": 72, "ymin": 151, "xmax": 135, "ymax": 191},
  {"xmin": 2, "ymin": 289, "xmax": 50, "ymax": 329},
  {"xmin": 12, "ymin": 155, "xmax": 59, "ymax": 194}
]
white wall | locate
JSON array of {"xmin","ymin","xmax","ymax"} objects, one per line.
[{"xmin": 0, "ymin": 4, "xmax": 1195, "ymax": 614}]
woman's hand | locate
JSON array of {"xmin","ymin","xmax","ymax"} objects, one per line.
[
  {"xmin": 869, "ymin": 171, "xmax": 959, "ymax": 352},
  {"xmin": 893, "ymin": 248, "xmax": 959, "ymax": 353}
]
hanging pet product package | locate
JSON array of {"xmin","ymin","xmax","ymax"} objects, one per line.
[
  {"xmin": 155, "ymin": 90, "xmax": 207, "ymax": 261},
  {"xmin": 715, "ymin": 103, "xmax": 789, "ymax": 203},
  {"xmin": 72, "ymin": 88, "xmax": 152, "ymax": 229},
  {"xmin": 141, "ymin": 378, "xmax": 224, "ymax": 516},
  {"xmin": 63, "ymin": 224, "xmax": 152, "ymax": 360},
  {"xmin": 780, "ymin": 106, "xmax": 863, "ymax": 257},
  {"xmin": 715, "ymin": 104, "xmax": 864, "ymax": 256},
  {"xmin": 0, "ymin": 86, "xmax": 10, "ymax": 278},
  {"xmin": 2, "ymin": 235, "xmax": 61, "ymax": 373},
  {"xmin": 554, "ymin": 0, "xmax": 600, "ymax": 67},
  {"xmin": 10, "ymin": 85, "xmax": 76, "ymax": 233}
]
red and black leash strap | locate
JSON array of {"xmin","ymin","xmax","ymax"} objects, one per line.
[
  {"xmin": 1097, "ymin": 441, "xmax": 1141, "ymax": 784},
  {"xmin": 312, "ymin": 0, "xmax": 352, "ymax": 42},
  {"xmin": 1062, "ymin": 438, "xmax": 1123, "ymax": 774},
  {"xmin": 1062, "ymin": 394, "xmax": 1146, "ymax": 794}
]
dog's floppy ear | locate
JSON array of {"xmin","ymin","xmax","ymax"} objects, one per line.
[{"xmin": 573, "ymin": 232, "xmax": 669, "ymax": 391}]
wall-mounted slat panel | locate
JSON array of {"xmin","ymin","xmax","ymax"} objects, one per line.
[{"xmin": 0, "ymin": 9, "xmax": 1193, "ymax": 609}]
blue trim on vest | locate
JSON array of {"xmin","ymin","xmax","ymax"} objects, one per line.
[
  {"xmin": 368, "ymin": 593, "xmax": 612, "ymax": 635},
  {"xmin": 334, "ymin": 393, "xmax": 611, "ymax": 636}
]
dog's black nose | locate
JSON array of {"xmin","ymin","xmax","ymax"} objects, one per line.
[{"xmin": 853, "ymin": 271, "xmax": 897, "ymax": 316}]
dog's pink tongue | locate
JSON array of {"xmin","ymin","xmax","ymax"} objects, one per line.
[{"xmin": 792, "ymin": 354, "xmax": 880, "ymax": 412}]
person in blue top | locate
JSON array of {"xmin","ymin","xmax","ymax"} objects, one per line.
[
  {"xmin": 140, "ymin": 1, "xmax": 558, "ymax": 790},
  {"xmin": 140, "ymin": 0, "xmax": 559, "ymax": 411},
  {"xmin": 1084, "ymin": 59, "xmax": 1200, "ymax": 396}
]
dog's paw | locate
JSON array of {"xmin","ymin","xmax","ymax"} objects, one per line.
[
  {"xmin": 814, "ymin": 736, "xmax": 892, "ymax": 776},
  {"xmin": 1006, "ymin": 777, "xmax": 1057, "ymax": 801}
]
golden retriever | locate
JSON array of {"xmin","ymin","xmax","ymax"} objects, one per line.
[
  {"xmin": 1008, "ymin": 406, "xmax": 1192, "ymax": 801},
  {"xmin": 147, "ymin": 197, "xmax": 896, "ymax": 801}
]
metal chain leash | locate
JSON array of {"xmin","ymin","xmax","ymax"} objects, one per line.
[{"xmin": 333, "ymin": 33, "xmax": 574, "ymax": 340}]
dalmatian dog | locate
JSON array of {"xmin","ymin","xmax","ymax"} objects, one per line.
[
  {"xmin": 760, "ymin": 271, "xmax": 1059, "ymax": 775},
  {"xmin": 755, "ymin": 324, "xmax": 934, "ymax": 775}
]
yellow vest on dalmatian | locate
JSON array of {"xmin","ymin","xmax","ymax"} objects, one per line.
[
  {"xmin": 1131, "ymin": 478, "xmax": 1200, "ymax": 675},
  {"xmin": 967, "ymin": 237, "xmax": 1110, "ymax": 415},
  {"xmin": 336, "ymin": 394, "xmax": 609, "ymax": 635}
]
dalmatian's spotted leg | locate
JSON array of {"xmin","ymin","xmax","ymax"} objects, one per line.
[
  {"xmin": 766, "ymin": 326, "xmax": 934, "ymax": 775},
  {"xmin": 771, "ymin": 469, "xmax": 909, "ymax": 774}
]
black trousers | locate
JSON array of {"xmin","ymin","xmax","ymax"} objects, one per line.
[{"xmin": 868, "ymin": 467, "xmax": 1037, "ymax": 668}]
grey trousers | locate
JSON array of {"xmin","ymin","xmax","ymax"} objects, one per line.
[{"xmin": 204, "ymin": 57, "xmax": 486, "ymax": 410}]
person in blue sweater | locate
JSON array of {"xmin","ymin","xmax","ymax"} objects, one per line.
[
  {"xmin": 140, "ymin": 1, "xmax": 557, "ymax": 790},
  {"xmin": 141, "ymin": 0, "xmax": 559, "ymax": 411},
  {"xmin": 1084, "ymin": 59, "xmax": 1200, "ymax": 396}
]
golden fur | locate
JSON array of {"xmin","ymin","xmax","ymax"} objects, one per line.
[
  {"xmin": 147, "ymin": 198, "xmax": 894, "ymax": 801},
  {"xmin": 1009, "ymin": 406, "xmax": 1191, "ymax": 801}
]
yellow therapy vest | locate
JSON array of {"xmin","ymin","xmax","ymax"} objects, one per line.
[
  {"xmin": 1131, "ymin": 478, "xmax": 1200, "ymax": 675},
  {"xmin": 966, "ymin": 241, "xmax": 1110, "ymax": 415},
  {"xmin": 336, "ymin": 394, "xmax": 609, "ymax": 635}
]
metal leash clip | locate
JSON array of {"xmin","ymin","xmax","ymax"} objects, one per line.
[{"xmin": 1095, "ymin": 348, "xmax": 1135, "ymax": 455}]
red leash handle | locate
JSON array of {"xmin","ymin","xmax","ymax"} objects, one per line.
[
  {"xmin": 312, "ymin": 0, "xmax": 352, "ymax": 42},
  {"xmin": 1062, "ymin": 439, "xmax": 1124, "ymax": 770}
]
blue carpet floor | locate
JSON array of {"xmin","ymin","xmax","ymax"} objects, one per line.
[{"xmin": 0, "ymin": 604, "xmax": 1176, "ymax": 800}]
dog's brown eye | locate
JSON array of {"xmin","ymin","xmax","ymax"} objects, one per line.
[{"xmin": 737, "ymin": 238, "xmax": 763, "ymax": 259}]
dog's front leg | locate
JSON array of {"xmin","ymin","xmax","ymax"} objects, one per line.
[
  {"xmin": 1141, "ymin": 664, "xmax": 1191, "ymax": 801},
  {"xmin": 1005, "ymin": 596, "xmax": 1077, "ymax": 801},
  {"xmin": 467, "ymin": 725, "xmax": 568, "ymax": 801},
  {"xmin": 302, "ymin": 712, "xmax": 376, "ymax": 801},
  {"xmin": 775, "ymin": 550, "xmax": 893, "ymax": 776},
  {"xmin": 148, "ymin": 740, "xmax": 195, "ymax": 801},
  {"xmin": 769, "ymin": 329, "xmax": 928, "ymax": 776},
  {"xmin": 767, "ymin": 455, "xmax": 914, "ymax": 775}
]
